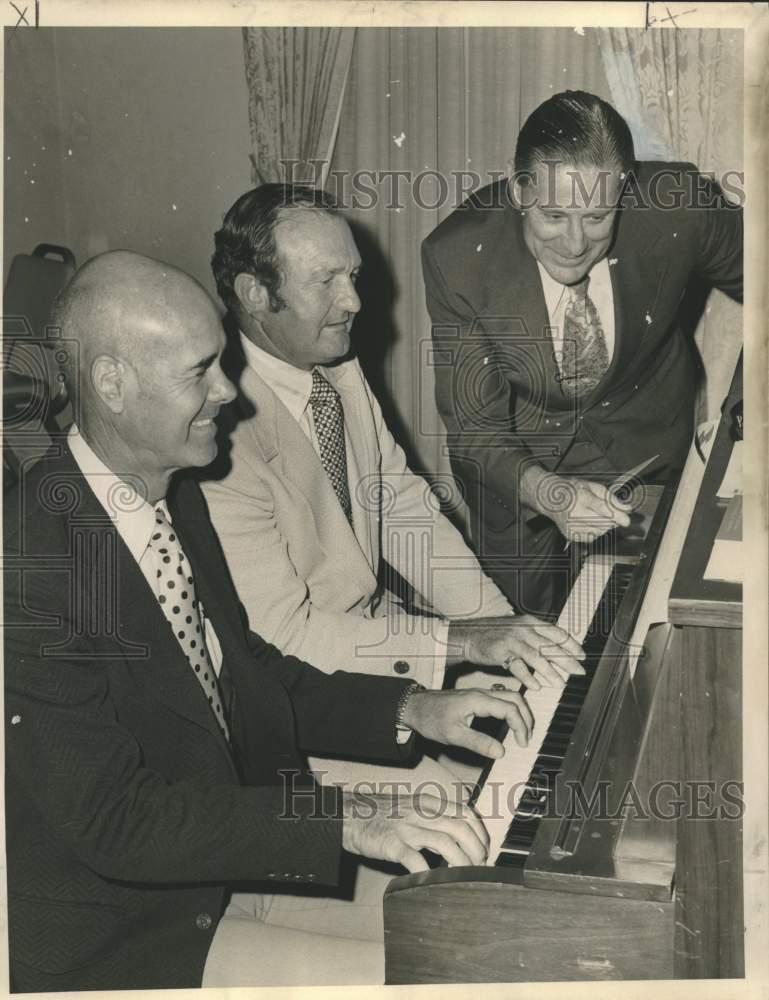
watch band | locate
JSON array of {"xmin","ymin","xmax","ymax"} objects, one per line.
[{"xmin": 395, "ymin": 681, "xmax": 425, "ymax": 732}]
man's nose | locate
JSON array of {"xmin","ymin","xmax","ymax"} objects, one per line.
[
  {"xmin": 211, "ymin": 369, "xmax": 237, "ymax": 405},
  {"xmin": 565, "ymin": 219, "xmax": 588, "ymax": 256},
  {"xmin": 338, "ymin": 277, "xmax": 361, "ymax": 315}
]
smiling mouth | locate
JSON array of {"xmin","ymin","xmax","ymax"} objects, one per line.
[
  {"xmin": 192, "ymin": 416, "xmax": 216, "ymax": 429},
  {"xmin": 551, "ymin": 249, "xmax": 590, "ymax": 263}
]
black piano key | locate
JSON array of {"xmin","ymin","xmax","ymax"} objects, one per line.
[
  {"xmin": 496, "ymin": 850, "xmax": 527, "ymax": 871},
  {"xmin": 502, "ymin": 829, "xmax": 537, "ymax": 851},
  {"xmin": 546, "ymin": 721, "xmax": 577, "ymax": 738},
  {"xmin": 515, "ymin": 800, "xmax": 546, "ymax": 818},
  {"xmin": 556, "ymin": 696, "xmax": 584, "ymax": 711},
  {"xmin": 540, "ymin": 738, "xmax": 570, "ymax": 757},
  {"xmin": 532, "ymin": 758, "xmax": 563, "ymax": 772},
  {"xmin": 529, "ymin": 763, "xmax": 561, "ymax": 781},
  {"xmin": 508, "ymin": 802, "xmax": 545, "ymax": 820}
]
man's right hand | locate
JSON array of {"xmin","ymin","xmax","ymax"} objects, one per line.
[
  {"xmin": 521, "ymin": 466, "xmax": 632, "ymax": 543},
  {"xmin": 341, "ymin": 789, "xmax": 489, "ymax": 873}
]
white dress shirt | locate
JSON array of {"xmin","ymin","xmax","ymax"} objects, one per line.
[
  {"xmin": 67, "ymin": 425, "xmax": 224, "ymax": 675},
  {"xmin": 536, "ymin": 256, "xmax": 616, "ymax": 374},
  {"xmin": 239, "ymin": 334, "xmax": 365, "ymax": 531}
]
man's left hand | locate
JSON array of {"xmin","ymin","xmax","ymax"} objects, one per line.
[{"xmin": 401, "ymin": 687, "xmax": 534, "ymax": 757}]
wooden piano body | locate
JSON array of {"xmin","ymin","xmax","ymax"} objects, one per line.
[{"xmin": 384, "ymin": 371, "xmax": 743, "ymax": 984}]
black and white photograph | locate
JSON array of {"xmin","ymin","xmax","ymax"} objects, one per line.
[{"xmin": 3, "ymin": 1, "xmax": 767, "ymax": 995}]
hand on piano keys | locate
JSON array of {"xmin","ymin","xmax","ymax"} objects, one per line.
[
  {"xmin": 447, "ymin": 615, "xmax": 586, "ymax": 690},
  {"xmin": 400, "ymin": 686, "xmax": 534, "ymax": 755},
  {"xmin": 341, "ymin": 786, "xmax": 491, "ymax": 873}
]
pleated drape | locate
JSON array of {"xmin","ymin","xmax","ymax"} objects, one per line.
[
  {"xmin": 598, "ymin": 28, "xmax": 744, "ymax": 421},
  {"xmin": 243, "ymin": 27, "xmax": 355, "ymax": 185}
]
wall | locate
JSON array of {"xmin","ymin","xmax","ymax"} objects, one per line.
[{"xmin": 4, "ymin": 27, "xmax": 252, "ymax": 296}]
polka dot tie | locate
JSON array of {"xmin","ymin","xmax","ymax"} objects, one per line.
[
  {"xmin": 560, "ymin": 276, "xmax": 610, "ymax": 399},
  {"xmin": 148, "ymin": 505, "xmax": 229, "ymax": 740},
  {"xmin": 308, "ymin": 368, "xmax": 353, "ymax": 524}
]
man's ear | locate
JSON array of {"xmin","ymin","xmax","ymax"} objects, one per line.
[
  {"xmin": 233, "ymin": 273, "xmax": 270, "ymax": 317},
  {"xmin": 91, "ymin": 355, "xmax": 126, "ymax": 414}
]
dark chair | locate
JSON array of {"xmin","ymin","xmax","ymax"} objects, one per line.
[{"xmin": 3, "ymin": 244, "xmax": 76, "ymax": 488}]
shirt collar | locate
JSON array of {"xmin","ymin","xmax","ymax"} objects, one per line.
[
  {"xmin": 67, "ymin": 424, "xmax": 160, "ymax": 564},
  {"xmin": 536, "ymin": 256, "xmax": 609, "ymax": 316},
  {"xmin": 239, "ymin": 332, "xmax": 314, "ymax": 423}
]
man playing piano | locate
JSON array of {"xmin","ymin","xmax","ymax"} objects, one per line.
[
  {"xmin": 4, "ymin": 250, "xmax": 545, "ymax": 991},
  {"xmin": 202, "ymin": 183, "xmax": 585, "ymax": 789},
  {"xmin": 422, "ymin": 90, "xmax": 743, "ymax": 616}
]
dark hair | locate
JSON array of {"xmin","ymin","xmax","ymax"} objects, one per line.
[
  {"xmin": 211, "ymin": 184, "xmax": 339, "ymax": 315},
  {"xmin": 514, "ymin": 91, "xmax": 635, "ymax": 183}
]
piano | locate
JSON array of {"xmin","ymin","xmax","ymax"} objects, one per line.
[{"xmin": 383, "ymin": 364, "xmax": 744, "ymax": 984}]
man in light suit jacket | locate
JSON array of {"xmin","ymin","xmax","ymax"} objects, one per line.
[
  {"xmin": 202, "ymin": 185, "xmax": 584, "ymax": 800},
  {"xmin": 422, "ymin": 90, "xmax": 743, "ymax": 615},
  {"xmin": 4, "ymin": 250, "xmax": 536, "ymax": 992}
]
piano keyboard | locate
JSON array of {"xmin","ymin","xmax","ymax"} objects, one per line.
[{"xmin": 473, "ymin": 557, "xmax": 635, "ymax": 867}]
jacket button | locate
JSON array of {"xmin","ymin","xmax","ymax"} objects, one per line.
[
  {"xmin": 393, "ymin": 661, "xmax": 410, "ymax": 675},
  {"xmin": 196, "ymin": 912, "xmax": 213, "ymax": 931}
]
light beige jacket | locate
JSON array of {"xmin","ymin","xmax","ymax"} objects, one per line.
[{"xmin": 202, "ymin": 356, "xmax": 512, "ymax": 691}]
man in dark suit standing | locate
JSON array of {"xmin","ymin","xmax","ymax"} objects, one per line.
[
  {"xmin": 4, "ymin": 251, "xmax": 535, "ymax": 991},
  {"xmin": 422, "ymin": 90, "xmax": 742, "ymax": 615}
]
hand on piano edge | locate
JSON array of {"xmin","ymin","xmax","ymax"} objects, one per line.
[
  {"xmin": 447, "ymin": 615, "xmax": 586, "ymax": 690},
  {"xmin": 553, "ymin": 477, "xmax": 633, "ymax": 544},
  {"xmin": 341, "ymin": 786, "xmax": 490, "ymax": 873},
  {"xmin": 520, "ymin": 466, "xmax": 633, "ymax": 545},
  {"xmin": 400, "ymin": 687, "xmax": 534, "ymax": 756}
]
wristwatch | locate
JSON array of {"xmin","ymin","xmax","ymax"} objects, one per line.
[{"xmin": 395, "ymin": 681, "xmax": 425, "ymax": 732}]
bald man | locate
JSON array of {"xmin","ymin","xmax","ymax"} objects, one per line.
[{"xmin": 4, "ymin": 251, "xmax": 537, "ymax": 992}]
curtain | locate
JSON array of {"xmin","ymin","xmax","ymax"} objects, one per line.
[
  {"xmin": 330, "ymin": 27, "xmax": 611, "ymax": 526},
  {"xmin": 243, "ymin": 27, "xmax": 355, "ymax": 185},
  {"xmin": 598, "ymin": 28, "xmax": 744, "ymax": 421}
]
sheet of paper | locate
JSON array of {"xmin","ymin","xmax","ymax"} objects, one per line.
[
  {"xmin": 704, "ymin": 541, "xmax": 743, "ymax": 584},
  {"xmin": 717, "ymin": 440, "xmax": 742, "ymax": 498},
  {"xmin": 625, "ymin": 439, "xmax": 708, "ymax": 677},
  {"xmin": 704, "ymin": 494, "xmax": 743, "ymax": 583}
]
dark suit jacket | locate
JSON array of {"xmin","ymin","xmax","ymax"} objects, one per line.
[
  {"xmin": 4, "ymin": 441, "xmax": 413, "ymax": 992},
  {"xmin": 422, "ymin": 163, "xmax": 742, "ymax": 546}
]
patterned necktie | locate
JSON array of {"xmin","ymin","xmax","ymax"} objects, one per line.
[
  {"xmin": 148, "ymin": 505, "xmax": 229, "ymax": 740},
  {"xmin": 308, "ymin": 367, "xmax": 353, "ymax": 524},
  {"xmin": 560, "ymin": 276, "xmax": 610, "ymax": 399}
]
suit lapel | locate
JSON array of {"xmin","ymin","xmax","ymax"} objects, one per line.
[
  {"xmin": 237, "ymin": 364, "xmax": 378, "ymax": 593},
  {"xmin": 166, "ymin": 477, "xmax": 245, "ymax": 653},
  {"xmin": 117, "ymin": 576, "xmax": 233, "ymax": 749},
  {"xmin": 486, "ymin": 211, "xmax": 564, "ymax": 402},
  {"xmin": 601, "ymin": 206, "xmax": 668, "ymax": 392},
  {"xmin": 52, "ymin": 446, "xmax": 234, "ymax": 748}
]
